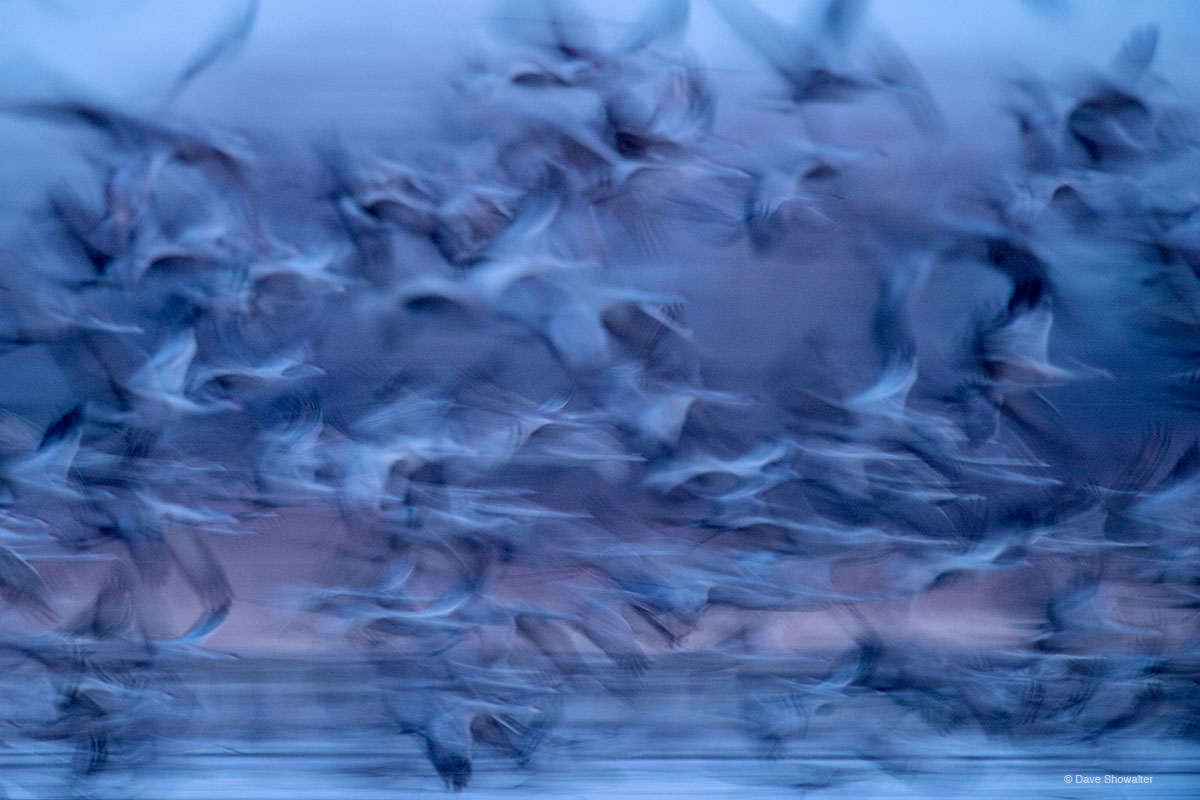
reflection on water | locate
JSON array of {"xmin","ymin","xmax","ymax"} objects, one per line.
[{"xmin": 0, "ymin": 657, "xmax": 1196, "ymax": 798}]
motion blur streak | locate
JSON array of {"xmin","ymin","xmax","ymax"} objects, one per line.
[{"xmin": 0, "ymin": 0, "xmax": 1197, "ymax": 796}]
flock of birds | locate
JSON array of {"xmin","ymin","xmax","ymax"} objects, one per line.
[{"xmin": 0, "ymin": 0, "xmax": 1198, "ymax": 793}]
